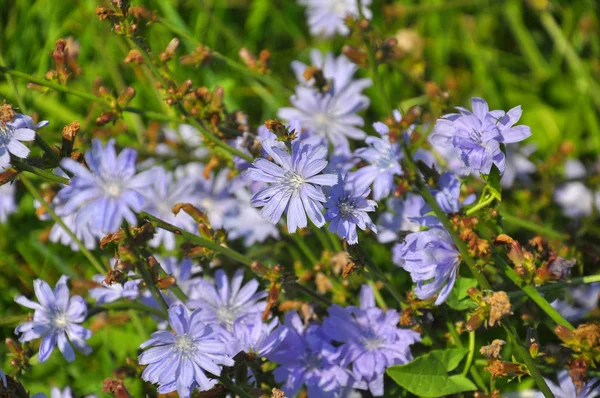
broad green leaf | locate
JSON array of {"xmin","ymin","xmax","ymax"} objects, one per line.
[
  {"xmin": 446, "ymin": 277, "xmax": 478, "ymax": 310},
  {"xmin": 386, "ymin": 349, "xmax": 476, "ymax": 397}
]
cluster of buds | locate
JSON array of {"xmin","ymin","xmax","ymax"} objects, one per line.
[
  {"xmin": 265, "ymin": 119, "xmax": 298, "ymax": 142},
  {"xmin": 95, "ymin": 86, "xmax": 137, "ymax": 126},
  {"xmin": 495, "ymin": 234, "xmax": 574, "ymax": 286},
  {"xmin": 46, "ymin": 38, "xmax": 81, "ymax": 85},
  {"xmin": 556, "ymin": 323, "xmax": 600, "ymax": 366},
  {"xmin": 451, "ymin": 215, "xmax": 491, "ymax": 258},
  {"xmin": 175, "ymin": 85, "xmax": 226, "ymax": 131},
  {"xmin": 4, "ymin": 338, "xmax": 30, "ymax": 374},
  {"xmin": 180, "ymin": 45, "xmax": 212, "ymax": 67},
  {"xmin": 96, "ymin": 1, "xmax": 156, "ymax": 38},
  {"xmin": 466, "ymin": 290, "xmax": 513, "ymax": 331},
  {"xmin": 239, "ymin": 48, "xmax": 271, "ymax": 75},
  {"xmin": 342, "ymin": 38, "xmax": 402, "ymax": 67}
]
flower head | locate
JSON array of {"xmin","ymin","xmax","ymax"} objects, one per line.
[
  {"xmin": 377, "ymin": 193, "xmax": 428, "ymax": 243},
  {"xmin": 188, "ymin": 269, "xmax": 267, "ymax": 331},
  {"xmin": 298, "ymin": 0, "xmax": 372, "ymax": 37},
  {"xmin": 393, "ymin": 228, "xmax": 460, "ymax": 305},
  {"xmin": 534, "ymin": 370, "xmax": 600, "ymax": 398},
  {"xmin": 248, "ymin": 140, "xmax": 337, "ymax": 232},
  {"xmin": 89, "ymin": 275, "xmax": 140, "ymax": 305},
  {"xmin": 554, "ymin": 160, "xmax": 595, "ymax": 218},
  {"xmin": 14, "ymin": 276, "xmax": 92, "ymax": 362},
  {"xmin": 325, "ymin": 175, "xmax": 377, "ymax": 244},
  {"xmin": 0, "ymin": 182, "xmax": 17, "ymax": 223},
  {"xmin": 348, "ymin": 122, "xmax": 403, "ymax": 200},
  {"xmin": 139, "ymin": 303, "xmax": 234, "ymax": 397},
  {"xmin": 57, "ymin": 139, "xmax": 156, "ymax": 234},
  {"xmin": 268, "ymin": 311, "xmax": 356, "ymax": 397},
  {"xmin": 430, "ymin": 97, "xmax": 531, "ymax": 176},
  {"xmin": 227, "ymin": 315, "xmax": 288, "ymax": 358},
  {"xmin": 500, "ymin": 143, "xmax": 537, "ymax": 188},
  {"xmin": 0, "ymin": 112, "xmax": 48, "ymax": 171},
  {"xmin": 323, "ymin": 285, "xmax": 421, "ymax": 396},
  {"xmin": 432, "ymin": 172, "xmax": 475, "ymax": 213}
]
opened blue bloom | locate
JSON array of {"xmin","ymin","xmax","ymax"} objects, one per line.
[
  {"xmin": 268, "ymin": 311, "xmax": 357, "ymax": 397},
  {"xmin": 144, "ymin": 167, "xmax": 199, "ymax": 250},
  {"xmin": 430, "ymin": 97, "xmax": 531, "ymax": 176},
  {"xmin": 433, "ymin": 172, "xmax": 476, "ymax": 213},
  {"xmin": 551, "ymin": 283, "xmax": 600, "ymax": 323},
  {"xmin": 89, "ymin": 275, "xmax": 140, "ymax": 305},
  {"xmin": 14, "ymin": 276, "xmax": 92, "ymax": 363},
  {"xmin": 0, "ymin": 113, "xmax": 48, "ymax": 171},
  {"xmin": 325, "ymin": 175, "xmax": 377, "ymax": 244},
  {"xmin": 534, "ymin": 370, "xmax": 600, "ymax": 398},
  {"xmin": 227, "ymin": 314, "xmax": 288, "ymax": 358},
  {"xmin": 188, "ymin": 269, "xmax": 266, "ymax": 331},
  {"xmin": 0, "ymin": 182, "xmax": 17, "ymax": 223},
  {"xmin": 377, "ymin": 193, "xmax": 428, "ymax": 243},
  {"xmin": 139, "ymin": 303, "xmax": 234, "ymax": 397},
  {"xmin": 57, "ymin": 139, "xmax": 157, "ymax": 234},
  {"xmin": 298, "ymin": 0, "xmax": 371, "ymax": 37},
  {"xmin": 323, "ymin": 285, "xmax": 421, "ymax": 396},
  {"xmin": 348, "ymin": 121, "xmax": 403, "ymax": 201},
  {"xmin": 248, "ymin": 139, "xmax": 337, "ymax": 232},
  {"xmin": 393, "ymin": 228, "xmax": 460, "ymax": 305}
]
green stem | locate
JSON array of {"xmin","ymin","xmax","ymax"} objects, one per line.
[
  {"xmin": 465, "ymin": 194, "xmax": 497, "ymax": 216},
  {"xmin": 290, "ymin": 234, "xmax": 319, "ymax": 265},
  {"xmin": 13, "ymin": 161, "xmax": 70, "ymax": 184},
  {"xmin": 495, "ymin": 255, "xmax": 574, "ymax": 330},
  {"xmin": 445, "ymin": 321, "xmax": 488, "ymax": 393},
  {"xmin": 501, "ymin": 213, "xmax": 569, "ymax": 240},
  {"xmin": 20, "ymin": 173, "xmax": 105, "ymax": 274},
  {"xmin": 88, "ymin": 301, "xmax": 168, "ymax": 320},
  {"xmin": 507, "ymin": 274, "xmax": 600, "ymax": 299},
  {"xmin": 0, "ymin": 314, "xmax": 28, "ymax": 327},
  {"xmin": 462, "ymin": 331, "xmax": 476, "ymax": 376},
  {"xmin": 219, "ymin": 374, "xmax": 254, "ymax": 398},
  {"xmin": 504, "ymin": 323, "xmax": 555, "ymax": 398}
]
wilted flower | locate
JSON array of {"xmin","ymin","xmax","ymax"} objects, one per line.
[
  {"xmin": 57, "ymin": 139, "xmax": 157, "ymax": 234},
  {"xmin": 297, "ymin": 0, "xmax": 372, "ymax": 37},
  {"xmin": 323, "ymin": 285, "xmax": 421, "ymax": 396},
  {"xmin": 139, "ymin": 303, "xmax": 234, "ymax": 397},
  {"xmin": 268, "ymin": 311, "xmax": 357, "ymax": 397},
  {"xmin": 188, "ymin": 269, "xmax": 267, "ymax": 331},
  {"xmin": 393, "ymin": 228, "xmax": 460, "ymax": 305},
  {"xmin": 14, "ymin": 276, "xmax": 92, "ymax": 362},
  {"xmin": 325, "ymin": 175, "xmax": 377, "ymax": 244},
  {"xmin": 247, "ymin": 139, "xmax": 337, "ymax": 232},
  {"xmin": 0, "ymin": 111, "xmax": 48, "ymax": 171},
  {"xmin": 348, "ymin": 121, "xmax": 403, "ymax": 200},
  {"xmin": 534, "ymin": 370, "xmax": 600, "ymax": 398},
  {"xmin": 0, "ymin": 182, "xmax": 17, "ymax": 223},
  {"xmin": 429, "ymin": 97, "xmax": 531, "ymax": 176}
]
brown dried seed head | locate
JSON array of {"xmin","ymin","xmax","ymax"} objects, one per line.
[
  {"xmin": 484, "ymin": 291, "xmax": 512, "ymax": 327},
  {"xmin": 480, "ymin": 339, "xmax": 506, "ymax": 359},
  {"xmin": 574, "ymin": 323, "xmax": 600, "ymax": 348},
  {"xmin": 62, "ymin": 121, "xmax": 80, "ymax": 140},
  {"xmin": 0, "ymin": 103, "xmax": 16, "ymax": 124},
  {"xmin": 271, "ymin": 388, "xmax": 286, "ymax": 398}
]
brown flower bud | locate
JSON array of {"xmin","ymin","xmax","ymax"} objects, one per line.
[{"xmin": 483, "ymin": 291, "xmax": 512, "ymax": 327}]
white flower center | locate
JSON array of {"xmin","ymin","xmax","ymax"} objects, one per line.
[
  {"xmin": 282, "ymin": 171, "xmax": 306, "ymax": 192},
  {"xmin": 104, "ymin": 181, "xmax": 122, "ymax": 197},
  {"xmin": 216, "ymin": 305, "xmax": 239, "ymax": 329},
  {"xmin": 52, "ymin": 312, "xmax": 69, "ymax": 330},
  {"xmin": 174, "ymin": 334, "xmax": 197, "ymax": 356},
  {"xmin": 360, "ymin": 329, "xmax": 385, "ymax": 350}
]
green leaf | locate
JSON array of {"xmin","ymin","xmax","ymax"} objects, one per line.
[
  {"xmin": 386, "ymin": 349, "xmax": 477, "ymax": 397},
  {"xmin": 446, "ymin": 277, "xmax": 478, "ymax": 310}
]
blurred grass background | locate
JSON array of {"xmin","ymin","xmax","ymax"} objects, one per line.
[{"xmin": 0, "ymin": 0, "xmax": 599, "ymax": 395}]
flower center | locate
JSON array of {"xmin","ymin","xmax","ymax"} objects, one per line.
[
  {"xmin": 216, "ymin": 305, "xmax": 239, "ymax": 329},
  {"xmin": 174, "ymin": 334, "xmax": 197, "ymax": 356},
  {"xmin": 468, "ymin": 129, "xmax": 483, "ymax": 144},
  {"xmin": 104, "ymin": 181, "xmax": 122, "ymax": 197},
  {"xmin": 52, "ymin": 312, "xmax": 69, "ymax": 330},
  {"xmin": 282, "ymin": 171, "xmax": 305, "ymax": 192},
  {"xmin": 360, "ymin": 330, "xmax": 385, "ymax": 350},
  {"xmin": 338, "ymin": 199, "xmax": 356, "ymax": 217}
]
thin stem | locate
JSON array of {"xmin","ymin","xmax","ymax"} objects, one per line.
[
  {"xmin": 462, "ymin": 331, "xmax": 476, "ymax": 376},
  {"xmin": 13, "ymin": 161, "xmax": 70, "ymax": 184},
  {"xmin": 507, "ymin": 274, "xmax": 600, "ymax": 298},
  {"xmin": 504, "ymin": 323, "xmax": 555, "ymax": 398},
  {"xmin": 495, "ymin": 255, "xmax": 574, "ymax": 330},
  {"xmin": 501, "ymin": 213, "xmax": 569, "ymax": 240},
  {"xmin": 445, "ymin": 321, "xmax": 488, "ymax": 393},
  {"xmin": 20, "ymin": 173, "xmax": 105, "ymax": 274}
]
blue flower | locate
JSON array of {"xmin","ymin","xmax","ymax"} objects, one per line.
[
  {"xmin": 348, "ymin": 121, "xmax": 403, "ymax": 201},
  {"xmin": 0, "ymin": 182, "xmax": 17, "ymax": 223},
  {"xmin": 325, "ymin": 175, "xmax": 377, "ymax": 244},
  {"xmin": 554, "ymin": 159, "xmax": 595, "ymax": 218},
  {"xmin": 393, "ymin": 228, "xmax": 460, "ymax": 305},
  {"xmin": 188, "ymin": 269, "xmax": 267, "ymax": 331},
  {"xmin": 551, "ymin": 283, "xmax": 600, "ymax": 323},
  {"xmin": 432, "ymin": 172, "xmax": 475, "ymax": 213},
  {"xmin": 247, "ymin": 139, "xmax": 338, "ymax": 232},
  {"xmin": 267, "ymin": 311, "xmax": 357, "ymax": 397},
  {"xmin": 500, "ymin": 143, "xmax": 537, "ymax": 188},
  {"xmin": 323, "ymin": 285, "xmax": 421, "ymax": 396},
  {"xmin": 377, "ymin": 193, "xmax": 428, "ymax": 243},
  {"xmin": 89, "ymin": 275, "xmax": 140, "ymax": 305},
  {"xmin": 144, "ymin": 167, "xmax": 199, "ymax": 250},
  {"xmin": 297, "ymin": 0, "xmax": 372, "ymax": 37},
  {"xmin": 139, "ymin": 303, "xmax": 234, "ymax": 397},
  {"xmin": 57, "ymin": 139, "xmax": 157, "ymax": 234},
  {"xmin": 429, "ymin": 97, "xmax": 531, "ymax": 176},
  {"xmin": 227, "ymin": 315, "xmax": 288, "ymax": 358},
  {"xmin": 534, "ymin": 370, "xmax": 600, "ymax": 398},
  {"xmin": 14, "ymin": 276, "xmax": 92, "ymax": 363},
  {"xmin": 0, "ymin": 113, "xmax": 48, "ymax": 171}
]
